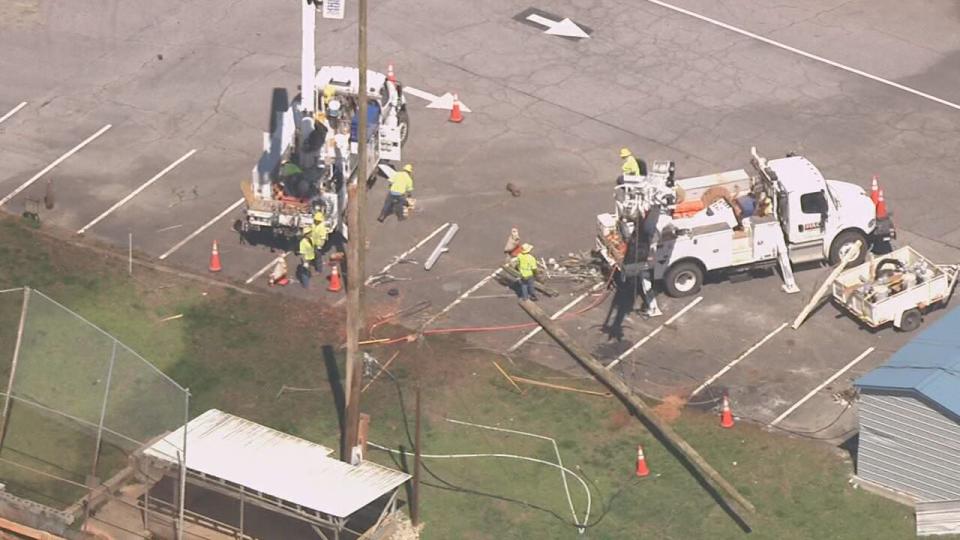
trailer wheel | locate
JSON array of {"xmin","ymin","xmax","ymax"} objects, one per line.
[
  {"xmin": 664, "ymin": 261, "xmax": 703, "ymax": 298},
  {"xmin": 829, "ymin": 230, "xmax": 868, "ymax": 266},
  {"xmin": 897, "ymin": 309, "xmax": 922, "ymax": 332}
]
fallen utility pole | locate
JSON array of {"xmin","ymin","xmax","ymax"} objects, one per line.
[{"xmin": 518, "ymin": 300, "xmax": 756, "ymax": 525}]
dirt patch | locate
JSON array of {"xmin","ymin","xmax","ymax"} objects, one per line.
[
  {"xmin": 652, "ymin": 394, "xmax": 688, "ymax": 424},
  {"xmin": 606, "ymin": 407, "xmax": 631, "ymax": 431}
]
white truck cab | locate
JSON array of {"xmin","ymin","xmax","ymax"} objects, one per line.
[{"xmin": 596, "ymin": 148, "xmax": 895, "ymax": 297}]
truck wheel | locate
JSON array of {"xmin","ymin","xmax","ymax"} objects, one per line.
[
  {"xmin": 664, "ymin": 261, "xmax": 703, "ymax": 298},
  {"xmin": 898, "ymin": 309, "xmax": 922, "ymax": 332},
  {"xmin": 397, "ymin": 108, "xmax": 410, "ymax": 145},
  {"xmin": 829, "ymin": 230, "xmax": 868, "ymax": 266}
]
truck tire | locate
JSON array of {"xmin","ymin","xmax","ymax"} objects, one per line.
[
  {"xmin": 398, "ymin": 107, "xmax": 410, "ymax": 146},
  {"xmin": 898, "ymin": 309, "xmax": 922, "ymax": 332},
  {"xmin": 664, "ymin": 261, "xmax": 703, "ymax": 298},
  {"xmin": 829, "ymin": 230, "xmax": 868, "ymax": 266}
]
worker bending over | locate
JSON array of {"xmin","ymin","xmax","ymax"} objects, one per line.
[
  {"xmin": 378, "ymin": 164, "xmax": 414, "ymax": 222},
  {"xmin": 515, "ymin": 243, "xmax": 539, "ymax": 302},
  {"xmin": 618, "ymin": 148, "xmax": 647, "ymax": 185}
]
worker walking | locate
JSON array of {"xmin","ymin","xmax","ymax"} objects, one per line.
[
  {"xmin": 298, "ymin": 231, "xmax": 316, "ymax": 288},
  {"xmin": 618, "ymin": 148, "xmax": 647, "ymax": 185},
  {"xmin": 378, "ymin": 164, "xmax": 414, "ymax": 222},
  {"xmin": 514, "ymin": 243, "xmax": 539, "ymax": 302}
]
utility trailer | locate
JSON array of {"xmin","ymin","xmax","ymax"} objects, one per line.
[{"xmin": 831, "ymin": 246, "xmax": 959, "ymax": 331}]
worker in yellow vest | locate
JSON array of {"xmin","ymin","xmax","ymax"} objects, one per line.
[
  {"xmin": 618, "ymin": 148, "xmax": 646, "ymax": 185},
  {"xmin": 514, "ymin": 243, "xmax": 539, "ymax": 301},
  {"xmin": 378, "ymin": 164, "xmax": 414, "ymax": 222},
  {"xmin": 298, "ymin": 230, "xmax": 316, "ymax": 288},
  {"xmin": 311, "ymin": 210, "xmax": 329, "ymax": 267}
]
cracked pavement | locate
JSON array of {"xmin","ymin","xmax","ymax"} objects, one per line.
[{"xmin": 2, "ymin": 0, "xmax": 960, "ymax": 457}]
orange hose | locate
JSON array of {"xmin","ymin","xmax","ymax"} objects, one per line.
[{"xmin": 362, "ymin": 274, "xmax": 615, "ymax": 347}]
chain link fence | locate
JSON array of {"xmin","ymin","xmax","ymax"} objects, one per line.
[{"xmin": 0, "ymin": 287, "xmax": 188, "ymax": 534}]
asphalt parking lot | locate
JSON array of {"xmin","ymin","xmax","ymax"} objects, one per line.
[{"xmin": 3, "ymin": 0, "xmax": 960, "ymax": 444}]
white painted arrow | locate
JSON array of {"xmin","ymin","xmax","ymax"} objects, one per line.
[
  {"xmin": 404, "ymin": 86, "xmax": 472, "ymax": 112},
  {"xmin": 526, "ymin": 14, "xmax": 590, "ymax": 39}
]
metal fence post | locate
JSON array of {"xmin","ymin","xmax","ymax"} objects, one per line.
[{"xmin": 0, "ymin": 286, "xmax": 30, "ymax": 449}]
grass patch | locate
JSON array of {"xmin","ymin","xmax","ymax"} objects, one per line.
[{"xmin": 0, "ymin": 216, "xmax": 918, "ymax": 538}]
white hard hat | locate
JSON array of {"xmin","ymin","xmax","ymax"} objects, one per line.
[{"xmin": 328, "ymin": 100, "xmax": 341, "ymax": 112}]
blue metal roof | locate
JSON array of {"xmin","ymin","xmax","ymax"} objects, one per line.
[{"xmin": 855, "ymin": 306, "xmax": 960, "ymax": 418}]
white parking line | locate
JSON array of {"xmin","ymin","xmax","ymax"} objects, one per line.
[
  {"xmin": 158, "ymin": 198, "xmax": 244, "ymax": 260},
  {"xmin": 605, "ymin": 296, "xmax": 703, "ymax": 370},
  {"xmin": 246, "ymin": 252, "xmax": 290, "ymax": 284},
  {"xmin": 508, "ymin": 281, "xmax": 606, "ymax": 353},
  {"xmin": 79, "ymin": 149, "xmax": 197, "ymax": 234},
  {"xmin": 769, "ymin": 346, "xmax": 875, "ymax": 427},
  {"xmin": 421, "ymin": 268, "xmax": 503, "ymax": 330},
  {"xmin": 77, "ymin": 149, "xmax": 197, "ymax": 234},
  {"xmin": 689, "ymin": 322, "xmax": 788, "ymax": 397},
  {"xmin": 0, "ymin": 124, "xmax": 112, "ymax": 208},
  {"xmin": 0, "ymin": 102, "xmax": 27, "ymax": 125},
  {"xmin": 644, "ymin": 0, "xmax": 960, "ymax": 113},
  {"xmin": 365, "ymin": 222, "xmax": 449, "ymax": 285}
]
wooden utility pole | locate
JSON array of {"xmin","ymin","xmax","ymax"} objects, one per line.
[
  {"xmin": 342, "ymin": 0, "xmax": 368, "ymax": 464},
  {"xmin": 518, "ymin": 300, "xmax": 756, "ymax": 525}
]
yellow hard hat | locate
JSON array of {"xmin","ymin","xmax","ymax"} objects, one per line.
[
  {"xmin": 620, "ymin": 148, "xmax": 631, "ymax": 158},
  {"xmin": 521, "ymin": 243, "xmax": 533, "ymax": 254},
  {"xmin": 403, "ymin": 163, "xmax": 414, "ymax": 173},
  {"xmin": 323, "ymin": 84, "xmax": 336, "ymax": 99}
]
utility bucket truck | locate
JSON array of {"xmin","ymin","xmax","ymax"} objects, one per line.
[
  {"xmin": 596, "ymin": 148, "xmax": 895, "ymax": 297},
  {"xmin": 240, "ymin": 3, "xmax": 409, "ymax": 241}
]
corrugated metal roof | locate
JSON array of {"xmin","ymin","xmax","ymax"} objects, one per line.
[
  {"xmin": 143, "ymin": 409, "xmax": 410, "ymax": 518},
  {"xmin": 855, "ymin": 307, "xmax": 960, "ymax": 419}
]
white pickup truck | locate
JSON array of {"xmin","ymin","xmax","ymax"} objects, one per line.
[{"xmin": 597, "ymin": 148, "xmax": 895, "ymax": 297}]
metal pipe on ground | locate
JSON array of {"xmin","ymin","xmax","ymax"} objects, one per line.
[
  {"xmin": 517, "ymin": 300, "xmax": 756, "ymax": 529},
  {"xmin": 424, "ymin": 223, "xmax": 459, "ymax": 270}
]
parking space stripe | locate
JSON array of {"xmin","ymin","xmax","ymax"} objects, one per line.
[
  {"xmin": 507, "ymin": 281, "xmax": 607, "ymax": 353},
  {"xmin": 77, "ymin": 149, "xmax": 197, "ymax": 234},
  {"xmin": 0, "ymin": 102, "xmax": 27, "ymax": 125},
  {"xmin": 0, "ymin": 124, "xmax": 112, "ymax": 208},
  {"xmin": 158, "ymin": 198, "xmax": 244, "ymax": 260},
  {"xmin": 644, "ymin": 0, "xmax": 960, "ymax": 113},
  {"xmin": 421, "ymin": 268, "xmax": 503, "ymax": 330},
  {"xmin": 689, "ymin": 322, "xmax": 788, "ymax": 397},
  {"xmin": 365, "ymin": 222, "xmax": 449, "ymax": 285},
  {"xmin": 246, "ymin": 252, "xmax": 290, "ymax": 284},
  {"xmin": 769, "ymin": 346, "xmax": 874, "ymax": 427},
  {"xmin": 605, "ymin": 296, "xmax": 703, "ymax": 370}
]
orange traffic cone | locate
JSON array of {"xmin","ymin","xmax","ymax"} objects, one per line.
[
  {"xmin": 449, "ymin": 93, "xmax": 464, "ymax": 123},
  {"xmin": 635, "ymin": 445, "xmax": 650, "ymax": 477},
  {"xmin": 387, "ymin": 63, "xmax": 397, "ymax": 83},
  {"xmin": 876, "ymin": 188, "xmax": 888, "ymax": 219},
  {"xmin": 870, "ymin": 175, "xmax": 880, "ymax": 205},
  {"xmin": 208, "ymin": 241, "xmax": 222, "ymax": 273},
  {"xmin": 720, "ymin": 394, "xmax": 735, "ymax": 429},
  {"xmin": 327, "ymin": 263, "xmax": 343, "ymax": 292}
]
